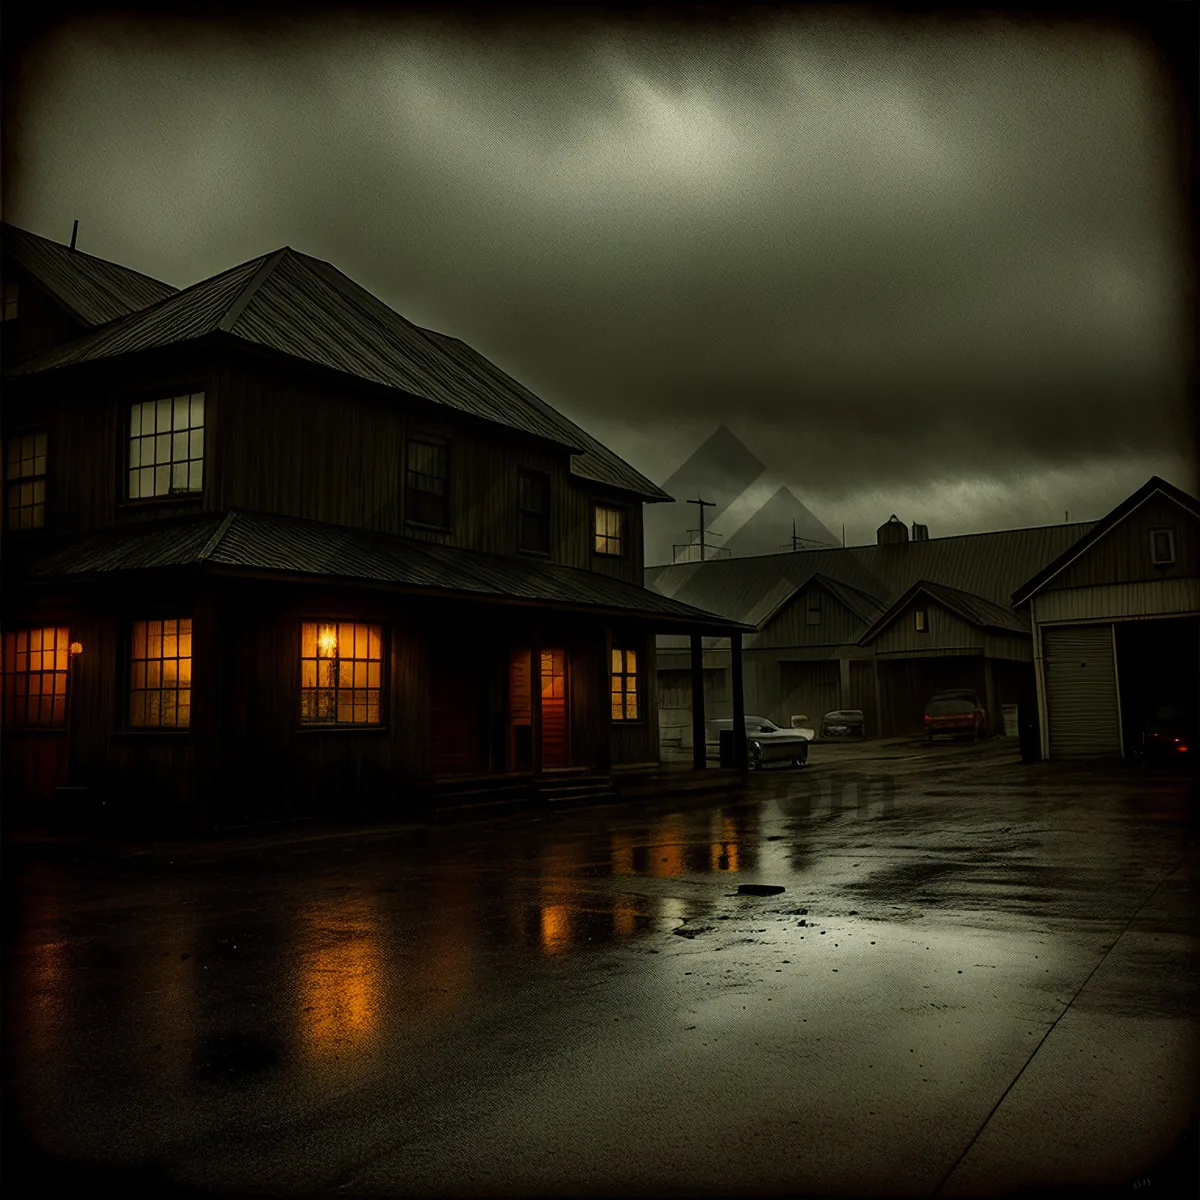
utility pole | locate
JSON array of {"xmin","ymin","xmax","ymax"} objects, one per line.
[{"xmin": 686, "ymin": 496, "xmax": 715, "ymax": 560}]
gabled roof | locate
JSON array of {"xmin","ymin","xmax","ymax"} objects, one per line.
[
  {"xmin": 1012, "ymin": 476, "xmax": 1200, "ymax": 606},
  {"xmin": 16, "ymin": 509, "xmax": 749, "ymax": 632},
  {"xmin": 8, "ymin": 244, "xmax": 667, "ymax": 501},
  {"xmin": 858, "ymin": 579, "xmax": 1030, "ymax": 644},
  {"xmin": 742, "ymin": 572, "xmax": 886, "ymax": 630},
  {"xmin": 1, "ymin": 223, "xmax": 178, "ymax": 326}
]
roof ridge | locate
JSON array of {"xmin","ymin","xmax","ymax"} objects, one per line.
[
  {"xmin": 196, "ymin": 511, "xmax": 238, "ymax": 560},
  {"xmin": 217, "ymin": 248, "xmax": 289, "ymax": 333},
  {"xmin": 2, "ymin": 222, "xmax": 180, "ymax": 294}
]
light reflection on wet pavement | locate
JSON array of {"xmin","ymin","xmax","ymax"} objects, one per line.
[{"xmin": 5, "ymin": 743, "xmax": 1199, "ymax": 1195}]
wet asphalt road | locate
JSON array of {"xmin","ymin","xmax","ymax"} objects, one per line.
[{"xmin": 5, "ymin": 738, "xmax": 1198, "ymax": 1197}]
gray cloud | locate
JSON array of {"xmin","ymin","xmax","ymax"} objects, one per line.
[{"xmin": 5, "ymin": 8, "xmax": 1194, "ymax": 543}]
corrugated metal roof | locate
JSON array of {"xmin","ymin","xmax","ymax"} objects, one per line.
[
  {"xmin": 2, "ymin": 223, "xmax": 178, "ymax": 326},
  {"xmin": 9, "ymin": 244, "xmax": 667, "ymax": 499},
  {"xmin": 645, "ymin": 521, "xmax": 1097, "ymax": 628},
  {"xmin": 858, "ymin": 579, "xmax": 1029, "ymax": 644},
  {"xmin": 17, "ymin": 510, "xmax": 747, "ymax": 630}
]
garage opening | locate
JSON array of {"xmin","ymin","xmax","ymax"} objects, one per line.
[{"xmin": 1115, "ymin": 616, "xmax": 1200, "ymax": 755}]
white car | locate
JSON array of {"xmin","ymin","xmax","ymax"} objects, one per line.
[{"xmin": 706, "ymin": 716, "xmax": 810, "ymax": 770}]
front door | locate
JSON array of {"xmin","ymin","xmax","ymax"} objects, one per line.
[{"xmin": 539, "ymin": 649, "xmax": 569, "ymax": 769}]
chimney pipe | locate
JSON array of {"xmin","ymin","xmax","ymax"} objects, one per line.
[{"xmin": 69, "ymin": 220, "xmax": 79, "ymax": 251}]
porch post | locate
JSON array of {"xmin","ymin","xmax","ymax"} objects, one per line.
[
  {"xmin": 731, "ymin": 630, "xmax": 747, "ymax": 775},
  {"xmin": 690, "ymin": 632, "xmax": 706, "ymax": 770},
  {"xmin": 531, "ymin": 621, "xmax": 542, "ymax": 774},
  {"xmin": 597, "ymin": 623, "xmax": 613, "ymax": 774}
]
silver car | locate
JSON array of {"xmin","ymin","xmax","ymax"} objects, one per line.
[{"xmin": 706, "ymin": 716, "xmax": 810, "ymax": 770}]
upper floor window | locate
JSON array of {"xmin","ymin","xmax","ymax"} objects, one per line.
[
  {"xmin": 595, "ymin": 505, "xmax": 625, "ymax": 557},
  {"xmin": 128, "ymin": 618, "xmax": 192, "ymax": 729},
  {"xmin": 128, "ymin": 393, "xmax": 204, "ymax": 500},
  {"xmin": 518, "ymin": 468, "xmax": 550, "ymax": 554},
  {"xmin": 4, "ymin": 431, "xmax": 47, "ymax": 530},
  {"xmin": 2, "ymin": 281, "xmax": 18, "ymax": 322},
  {"xmin": 915, "ymin": 609, "xmax": 928, "ymax": 633},
  {"xmin": 406, "ymin": 438, "xmax": 450, "ymax": 528},
  {"xmin": 805, "ymin": 591, "xmax": 822, "ymax": 626},
  {"xmin": 1150, "ymin": 529, "xmax": 1176, "ymax": 566},
  {"xmin": 3, "ymin": 626, "xmax": 69, "ymax": 727},
  {"xmin": 611, "ymin": 647, "xmax": 639, "ymax": 721},
  {"xmin": 300, "ymin": 621, "xmax": 384, "ymax": 726}
]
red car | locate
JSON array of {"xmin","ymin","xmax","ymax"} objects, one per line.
[{"xmin": 924, "ymin": 690, "xmax": 987, "ymax": 741}]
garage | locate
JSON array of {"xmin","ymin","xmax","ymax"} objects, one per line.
[
  {"xmin": 1115, "ymin": 616, "xmax": 1200, "ymax": 754},
  {"xmin": 778, "ymin": 660, "xmax": 839, "ymax": 726},
  {"xmin": 877, "ymin": 656, "xmax": 985, "ymax": 737},
  {"xmin": 1042, "ymin": 624, "xmax": 1120, "ymax": 758}
]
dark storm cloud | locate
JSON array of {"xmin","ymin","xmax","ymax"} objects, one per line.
[{"xmin": 5, "ymin": 7, "xmax": 1194, "ymax": 541}]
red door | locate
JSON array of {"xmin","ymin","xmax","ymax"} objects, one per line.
[{"xmin": 539, "ymin": 649, "xmax": 569, "ymax": 769}]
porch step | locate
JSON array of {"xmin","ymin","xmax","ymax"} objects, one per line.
[{"xmin": 537, "ymin": 776, "xmax": 618, "ymax": 808}]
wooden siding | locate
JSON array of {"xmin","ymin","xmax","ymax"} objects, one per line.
[
  {"xmin": 754, "ymin": 582, "xmax": 866, "ymax": 649},
  {"xmin": 1051, "ymin": 495, "xmax": 1199, "ymax": 590},
  {"xmin": 777, "ymin": 661, "xmax": 840, "ymax": 727},
  {"xmin": 0, "ymin": 262, "xmax": 84, "ymax": 365},
  {"xmin": 1032, "ymin": 578, "xmax": 1200, "ymax": 625},
  {"xmin": 870, "ymin": 601, "xmax": 985, "ymax": 656}
]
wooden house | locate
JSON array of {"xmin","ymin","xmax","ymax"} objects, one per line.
[{"xmin": 1, "ymin": 225, "xmax": 749, "ymax": 832}]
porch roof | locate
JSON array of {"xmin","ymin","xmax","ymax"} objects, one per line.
[{"xmin": 15, "ymin": 509, "xmax": 751, "ymax": 633}]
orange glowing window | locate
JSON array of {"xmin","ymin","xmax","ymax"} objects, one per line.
[
  {"xmin": 611, "ymin": 646, "xmax": 638, "ymax": 721},
  {"xmin": 4, "ymin": 431, "xmax": 47, "ymax": 530},
  {"xmin": 129, "ymin": 619, "xmax": 192, "ymax": 728},
  {"xmin": 3, "ymin": 626, "xmax": 69, "ymax": 727},
  {"xmin": 300, "ymin": 622, "xmax": 384, "ymax": 726}
]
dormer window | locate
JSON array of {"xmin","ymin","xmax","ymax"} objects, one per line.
[
  {"xmin": 4, "ymin": 431, "xmax": 47, "ymax": 529},
  {"xmin": 915, "ymin": 609, "xmax": 928, "ymax": 632},
  {"xmin": 1150, "ymin": 529, "xmax": 1176, "ymax": 566},
  {"xmin": 128, "ymin": 394, "xmax": 204, "ymax": 499},
  {"xmin": 805, "ymin": 591, "xmax": 822, "ymax": 626},
  {"xmin": 517, "ymin": 468, "xmax": 550, "ymax": 554}
]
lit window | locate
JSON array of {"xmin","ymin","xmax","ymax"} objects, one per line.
[
  {"xmin": 805, "ymin": 591, "xmax": 821, "ymax": 626},
  {"xmin": 518, "ymin": 468, "xmax": 550, "ymax": 554},
  {"xmin": 406, "ymin": 439, "xmax": 450, "ymax": 527},
  {"xmin": 611, "ymin": 647, "xmax": 638, "ymax": 721},
  {"xmin": 1150, "ymin": 529, "xmax": 1176, "ymax": 566},
  {"xmin": 300, "ymin": 622, "xmax": 383, "ymax": 725},
  {"xmin": 3, "ymin": 627, "xmax": 69, "ymax": 727},
  {"xmin": 915, "ymin": 610, "xmax": 928, "ymax": 632},
  {"xmin": 129, "ymin": 619, "xmax": 191, "ymax": 728},
  {"xmin": 595, "ymin": 506, "xmax": 625, "ymax": 556},
  {"xmin": 128, "ymin": 394, "xmax": 204, "ymax": 499},
  {"xmin": 2, "ymin": 281, "xmax": 18, "ymax": 322},
  {"xmin": 4, "ymin": 431, "xmax": 47, "ymax": 529}
]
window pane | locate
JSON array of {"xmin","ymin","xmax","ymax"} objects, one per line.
[
  {"xmin": 173, "ymin": 430, "xmax": 189, "ymax": 461},
  {"xmin": 301, "ymin": 622, "xmax": 317, "ymax": 657},
  {"xmin": 172, "ymin": 463, "xmax": 188, "ymax": 491},
  {"xmin": 189, "ymin": 429, "xmax": 204, "ymax": 459},
  {"xmin": 155, "ymin": 465, "xmax": 170, "ymax": 495},
  {"xmin": 190, "ymin": 394, "xmax": 204, "ymax": 426},
  {"xmin": 625, "ymin": 648, "xmax": 636, "ymax": 672},
  {"xmin": 189, "ymin": 461, "xmax": 203, "ymax": 491},
  {"xmin": 156, "ymin": 398, "xmax": 172, "ymax": 432},
  {"xmin": 174, "ymin": 395, "xmax": 190, "ymax": 428}
]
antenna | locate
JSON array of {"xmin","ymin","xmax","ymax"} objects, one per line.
[
  {"xmin": 70, "ymin": 220, "xmax": 79, "ymax": 251},
  {"xmin": 842, "ymin": 523, "xmax": 846, "ymax": 547},
  {"xmin": 1065, "ymin": 510, "xmax": 1069, "ymax": 523},
  {"xmin": 686, "ymin": 496, "xmax": 716, "ymax": 559}
]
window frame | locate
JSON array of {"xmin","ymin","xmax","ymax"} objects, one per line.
[
  {"xmin": 404, "ymin": 435, "xmax": 452, "ymax": 531},
  {"xmin": 3, "ymin": 427, "xmax": 49, "ymax": 532},
  {"xmin": 1149, "ymin": 528, "xmax": 1176, "ymax": 566},
  {"xmin": 610, "ymin": 645, "xmax": 641, "ymax": 723},
  {"xmin": 593, "ymin": 502, "xmax": 628, "ymax": 558},
  {"xmin": 517, "ymin": 467, "xmax": 552, "ymax": 556},
  {"xmin": 805, "ymin": 589, "xmax": 822, "ymax": 626},
  {"xmin": 2, "ymin": 625, "xmax": 71, "ymax": 730},
  {"xmin": 297, "ymin": 619, "xmax": 388, "ymax": 730},
  {"xmin": 914, "ymin": 609, "xmax": 928, "ymax": 633},
  {"xmin": 120, "ymin": 389, "xmax": 207, "ymax": 508},
  {"xmin": 124, "ymin": 616, "xmax": 194, "ymax": 732}
]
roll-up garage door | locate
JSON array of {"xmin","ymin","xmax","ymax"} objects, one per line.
[{"xmin": 1043, "ymin": 624, "xmax": 1120, "ymax": 758}]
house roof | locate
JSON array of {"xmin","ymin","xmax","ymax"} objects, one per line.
[
  {"xmin": 1, "ymin": 223, "xmax": 178, "ymax": 326},
  {"xmin": 858, "ymin": 579, "xmax": 1030, "ymax": 644},
  {"xmin": 1012, "ymin": 476, "xmax": 1200, "ymax": 606},
  {"xmin": 8, "ymin": 242, "xmax": 668, "ymax": 502},
  {"xmin": 16, "ymin": 510, "xmax": 749, "ymax": 632},
  {"xmin": 646, "ymin": 519, "xmax": 1095, "ymax": 632}
]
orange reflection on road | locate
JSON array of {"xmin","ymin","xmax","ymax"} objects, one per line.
[
  {"xmin": 610, "ymin": 833, "xmax": 634, "ymax": 876},
  {"xmin": 650, "ymin": 816, "xmax": 686, "ymax": 878},
  {"xmin": 540, "ymin": 904, "xmax": 572, "ymax": 954},
  {"xmin": 297, "ymin": 901, "xmax": 381, "ymax": 1058},
  {"xmin": 711, "ymin": 815, "xmax": 740, "ymax": 872}
]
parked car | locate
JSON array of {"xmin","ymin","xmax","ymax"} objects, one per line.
[
  {"xmin": 706, "ymin": 716, "xmax": 809, "ymax": 770},
  {"xmin": 1141, "ymin": 704, "xmax": 1195, "ymax": 765},
  {"xmin": 923, "ymin": 690, "xmax": 987, "ymax": 741},
  {"xmin": 820, "ymin": 709, "xmax": 864, "ymax": 739}
]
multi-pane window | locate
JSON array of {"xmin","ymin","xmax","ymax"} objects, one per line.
[
  {"xmin": 300, "ymin": 622, "xmax": 384, "ymax": 726},
  {"xmin": 129, "ymin": 619, "xmax": 192, "ymax": 729},
  {"xmin": 2, "ymin": 281, "xmax": 18, "ymax": 322},
  {"xmin": 805, "ymin": 591, "xmax": 822, "ymax": 626},
  {"xmin": 595, "ymin": 506, "xmax": 625, "ymax": 556},
  {"xmin": 518, "ymin": 469, "xmax": 550, "ymax": 554},
  {"xmin": 611, "ymin": 647, "xmax": 638, "ymax": 721},
  {"xmin": 128, "ymin": 393, "xmax": 204, "ymax": 499},
  {"xmin": 5, "ymin": 431, "xmax": 47, "ymax": 530},
  {"xmin": 406, "ymin": 439, "xmax": 450, "ymax": 527},
  {"xmin": 2, "ymin": 627, "xmax": 69, "ymax": 727}
]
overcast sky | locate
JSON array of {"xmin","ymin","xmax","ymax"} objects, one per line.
[{"xmin": 5, "ymin": 6, "xmax": 1195, "ymax": 545}]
